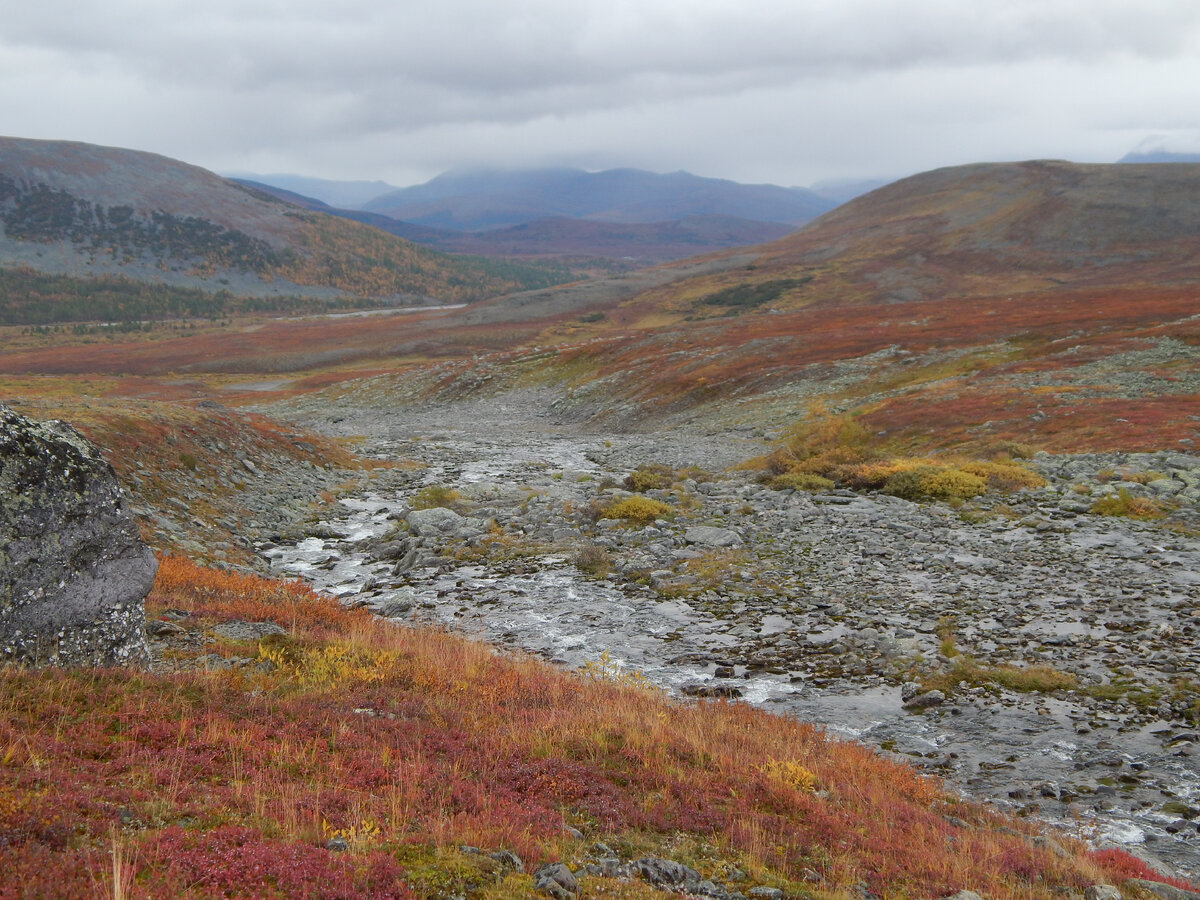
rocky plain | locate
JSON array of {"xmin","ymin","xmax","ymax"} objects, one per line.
[{"xmin": 133, "ymin": 382, "xmax": 1194, "ymax": 881}]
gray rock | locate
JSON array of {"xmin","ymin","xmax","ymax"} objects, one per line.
[
  {"xmin": 368, "ymin": 538, "xmax": 414, "ymax": 561},
  {"xmin": 684, "ymin": 526, "xmax": 743, "ymax": 548},
  {"xmin": 584, "ymin": 858, "xmax": 625, "ymax": 878},
  {"xmin": 682, "ymin": 683, "xmax": 744, "ymax": 699},
  {"xmin": 1126, "ymin": 880, "xmax": 1200, "ymax": 900},
  {"xmin": 944, "ymin": 892, "xmax": 986, "ymax": 900},
  {"xmin": 0, "ymin": 405, "xmax": 154, "ymax": 667},
  {"xmin": 371, "ymin": 590, "xmax": 416, "ymax": 618},
  {"xmin": 211, "ymin": 620, "xmax": 288, "ymax": 641},
  {"xmin": 195, "ymin": 654, "xmax": 234, "ymax": 671},
  {"xmin": 489, "ymin": 849, "xmax": 524, "ymax": 873},
  {"xmin": 147, "ymin": 620, "xmax": 186, "ymax": 636},
  {"xmin": 1084, "ymin": 886, "xmax": 1122, "ymax": 900},
  {"xmin": 903, "ymin": 689, "xmax": 946, "ymax": 710},
  {"xmin": 533, "ymin": 862, "xmax": 578, "ymax": 898},
  {"xmin": 635, "ymin": 857, "xmax": 701, "ymax": 889},
  {"xmin": 406, "ymin": 507, "xmax": 465, "ymax": 536}
]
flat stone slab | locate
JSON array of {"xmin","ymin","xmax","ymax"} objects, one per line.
[{"xmin": 684, "ymin": 525, "xmax": 742, "ymax": 548}]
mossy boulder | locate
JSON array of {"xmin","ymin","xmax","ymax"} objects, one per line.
[{"xmin": 0, "ymin": 404, "xmax": 154, "ymax": 666}]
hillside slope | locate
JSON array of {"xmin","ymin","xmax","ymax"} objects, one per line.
[
  {"xmin": 638, "ymin": 160, "xmax": 1200, "ymax": 315},
  {"xmin": 0, "ymin": 137, "xmax": 564, "ymax": 306},
  {"xmin": 4, "ymin": 552, "xmax": 1185, "ymax": 898},
  {"xmin": 399, "ymin": 160, "xmax": 1200, "ymax": 451}
]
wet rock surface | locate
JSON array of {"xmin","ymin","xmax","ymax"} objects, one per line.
[
  {"xmin": 262, "ymin": 390, "xmax": 1200, "ymax": 877},
  {"xmin": 0, "ymin": 404, "xmax": 154, "ymax": 667}
]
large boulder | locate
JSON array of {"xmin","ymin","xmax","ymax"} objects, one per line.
[{"xmin": 0, "ymin": 404, "xmax": 154, "ymax": 666}]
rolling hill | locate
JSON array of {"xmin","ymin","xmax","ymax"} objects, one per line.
[
  {"xmin": 396, "ymin": 159, "xmax": 1199, "ymax": 452},
  {"xmin": 614, "ymin": 159, "xmax": 1200, "ymax": 317},
  {"xmin": 0, "ymin": 136, "xmax": 568, "ymax": 319}
]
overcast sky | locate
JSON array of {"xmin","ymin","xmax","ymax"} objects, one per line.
[{"xmin": 3, "ymin": 0, "xmax": 1200, "ymax": 188}]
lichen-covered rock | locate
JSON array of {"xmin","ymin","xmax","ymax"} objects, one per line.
[{"xmin": 0, "ymin": 404, "xmax": 154, "ymax": 666}]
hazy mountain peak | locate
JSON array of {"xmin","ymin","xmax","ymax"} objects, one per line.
[
  {"xmin": 361, "ymin": 165, "xmax": 836, "ymax": 231},
  {"xmin": 223, "ymin": 172, "xmax": 402, "ymax": 210}
]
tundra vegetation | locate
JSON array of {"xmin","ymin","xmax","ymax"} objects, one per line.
[
  {"xmin": 2, "ymin": 157, "xmax": 1200, "ymax": 897},
  {"xmin": 0, "ymin": 555, "xmax": 1182, "ymax": 899}
]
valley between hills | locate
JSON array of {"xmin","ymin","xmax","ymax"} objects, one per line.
[{"xmin": 2, "ymin": 141, "xmax": 1200, "ymax": 898}]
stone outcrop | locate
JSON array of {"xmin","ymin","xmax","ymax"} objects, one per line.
[{"xmin": 0, "ymin": 404, "xmax": 154, "ymax": 666}]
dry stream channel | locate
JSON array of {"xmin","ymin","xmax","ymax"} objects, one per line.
[{"xmin": 261, "ymin": 403, "xmax": 1200, "ymax": 878}]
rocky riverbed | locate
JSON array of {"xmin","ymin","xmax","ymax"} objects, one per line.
[{"xmin": 259, "ymin": 390, "xmax": 1200, "ymax": 878}]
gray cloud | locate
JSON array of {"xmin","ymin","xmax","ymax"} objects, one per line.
[{"xmin": 2, "ymin": 0, "xmax": 1199, "ymax": 185}]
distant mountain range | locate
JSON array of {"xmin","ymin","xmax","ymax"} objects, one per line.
[
  {"xmin": 232, "ymin": 178, "xmax": 796, "ymax": 264},
  {"xmin": 0, "ymin": 136, "xmax": 566, "ymax": 312},
  {"xmin": 232, "ymin": 166, "xmax": 849, "ymax": 263},
  {"xmin": 223, "ymin": 173, "xmax": 402, "ymax": 210},
  {"xmin": 356, "ymin": 167, "xmax": 836, "ymax": 231},
  {"xmin": 1118, "ymin": 150, "xmax": 1200, "ymax": 164}
]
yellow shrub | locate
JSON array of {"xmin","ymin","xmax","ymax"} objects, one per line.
[
  {"xmin": 783, "ymin": 404, "xmax": 873, "ymax": 461},
  {"xmin": 321, "ymin": 816, "xmax": 382, "ymax": 848},
  {"xmin": 604, "ymin": 496, "xmax": 674, "ymax": 523},
  {"xmin": 756, "ymin": 407, "xmax": 1042, "ymax": 502},
  {"xmin": 411, "ymin": 484, "xmax": 462, "ymax": 510},
  {"xmin": 793, "ymin": 446, "xmax": 871, "ymax": 475},
  {"xmin": 578, "ymin": 650, "xmax": 653, "ymax": 689},
  {"xmin": 919, "ymin": 468, "xmax": 988, "ymax": 500},
  {"xmin": 883, "ymin": 466, "xmax": 986, "ymax": 501},
  {"xmin": 770, "ymin": 472, "xmax": 835, "ymax": 492},
  {"xmin": 762, "ymin": 759, "xmax": 818, "ymax": 792},
  {"xmin": 959, "ymin": 459, "xmax": 1047, "ymax": 491},
  {"xmin": 834, "ymin": 460, "xmax": 916, "ymax": 491},
  {"xmin": 1122, "ymin": 470, "xmax": 1165, "ymax": 485},
  {"xmin": 625, "ymin": 465, "xmax": 674, "ymax": 492},
  {"xmin": 1089, "ymin": 488, "xmax": 1165, "ymax": 520},
  {"xmin": 259, "ymin": 641, "xmax": 399, "ymax": 686}
]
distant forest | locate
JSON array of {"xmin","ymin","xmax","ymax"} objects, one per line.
[{"xmin": 0, "ymin": 267, "xmax": 384, "ymax": 325}]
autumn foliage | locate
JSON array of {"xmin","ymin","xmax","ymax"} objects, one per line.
[{"xmin": 1, "ymin": 556, "xmax": 1189, "ymax": 899}]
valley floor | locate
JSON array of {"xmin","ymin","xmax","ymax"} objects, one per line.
[{"xmin": 257, "ymin": 387, "xmax": 1200, "ymax": 879}]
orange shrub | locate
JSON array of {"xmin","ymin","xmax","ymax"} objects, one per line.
[{"xmin": 149, "ymin": 554, "xmax": 369, "ymax": 638}]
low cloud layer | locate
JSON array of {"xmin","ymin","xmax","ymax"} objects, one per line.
[{"xmin": 3, "ymin": 0, "xmax": 1199, "ymax": 186}]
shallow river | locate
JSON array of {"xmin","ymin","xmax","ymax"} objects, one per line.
[{"xmin": 264, "ymin": 432, "xmax": 1200, "ymax": 878}]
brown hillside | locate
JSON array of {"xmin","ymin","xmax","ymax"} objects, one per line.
[
  {"xmin": 622, "ymin": 160, "xmax": 1200, "ymax": 320},
  {"xmin": 0, "ymin": 136, "xmax": 562, "ymax": 302}
]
